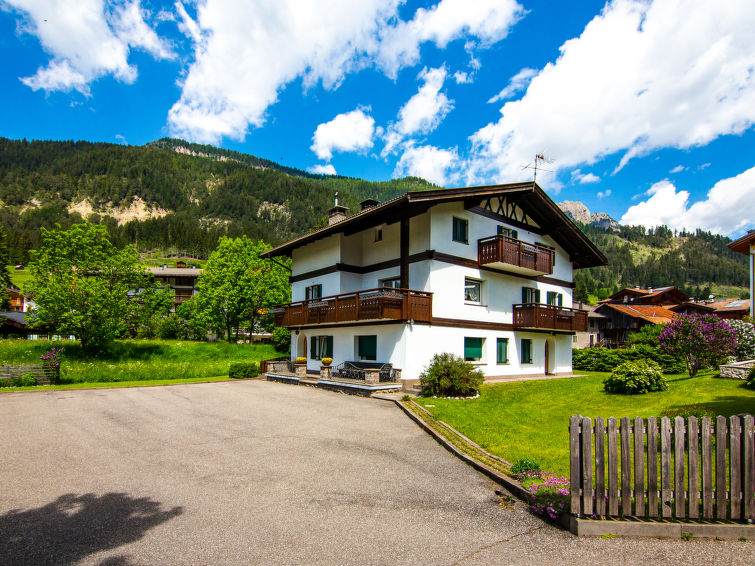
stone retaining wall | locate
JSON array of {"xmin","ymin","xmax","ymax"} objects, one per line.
[{"xmin": 719, "ymin": 359, "xmax": 754, "ymax": 380}]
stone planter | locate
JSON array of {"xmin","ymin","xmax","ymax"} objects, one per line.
[
  {"xmin": 319, "ymin": 366, "xmax": 332, "ymax": 380},
  {"xmin": 294, "ymin": 363, "xmax": 307, "ymax": 377}
]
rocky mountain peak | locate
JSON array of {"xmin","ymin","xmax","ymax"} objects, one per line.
[{"xmin": 557, "ymin": 200, "xmax": 620, "ymax": 230}]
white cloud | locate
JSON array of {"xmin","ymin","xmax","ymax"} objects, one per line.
[
  {"xmin": 310, "ymin": 108, "xmax": 375, "ymax": 161},
  {"xmin": 167, "ymin": 0, "xmax": 523, "ymax": 143},
  {"xmin": 453, "ymin": 70, "xmax": 472, "ymax": 84},
  {"xmin": 487, "ymin": 67, "xmax": 536, "ymax": 103},
  {"xmin": 382, "ymin": 66, "xmax": 453, "ymax": 155},
  {"xmin": 308, "ymin": 164, "xmax": 337, "ymax": 176},
  {"xmin": 377, "ymin": 0, "xmax": 524, "ymax": 77},
  {"xmin": 393, "ymin": 143, "xmax": 459, "ymax": 186},
  {"xmin": 597, "ymin": 189, "xmax": 611, "ymax": 198},
  {"xmin": 620, "ymin": 166, "xmax": 755, "ymax": 236},
  {"xmin": 570, "ymin": 169, "xmax": 600, "ymax": 184},
  {"xmin": 465, "ymin": 0, "xmax": 755, "ymax": 186},
  {"xmin": 5, "ymin": 0, "xmax": 173, "ymax": 94},
  {"xmin": 669, "ymin": 165, "xmax": 686, "ymax": 174}
]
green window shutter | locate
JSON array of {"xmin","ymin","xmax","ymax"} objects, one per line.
[
  {"xmin": 497, "ymin": 338, "xmax": 508, "ymax": 364},
  {"xmin": 558, "ymin": 293, "xmax": 563, "ymax": 307},
  {"xmin": 535, "ymin": 289, "xmax": 541, "ymax": 303},
  {"xmin": 521, "ymin": 339, "xmax": 532, "ymax": 364},
  {"xmin": 497, "ymin": 225, "xmax": 504, "ymax": 235},
  {"xmin": 325, "ymin": 336, "xmax": 333, "ymax": 357},
  {"xmin": 310, "ymin": 337, "xmax": 316, "ymax": 359},
  {"xmin": 305, "ymin": 287, "xmax": 311, "ymax": 300},
  {"xmin": 314, "ymin": 284, "xmax": 322, "ymax": 299},
  {"xmin": 522, "ymin": 287, "xmax": 528, "ymax": 303},
  {"xmin": 464, "ymin": 337, "xmax": 483, "ymax": 360},
  {"xmin": 512, "ymin": 229, "xmax": 518, "ymax": 239},
  {"xmin": 358, "ymin": 336, "xmax": 377, "ymax": 360}
]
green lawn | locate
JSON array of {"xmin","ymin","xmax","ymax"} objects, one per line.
[
  {"xmin": 414, "ymin": 371, "xmax": 755, "ymax": 476},
  {"xmin": 0, "ymin": 339, "xmax": 278, "ymax": 384}
]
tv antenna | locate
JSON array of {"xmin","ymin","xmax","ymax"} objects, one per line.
[{"xmin": 521, "ymin": 153, "xmax": 553, "ymax": 183}]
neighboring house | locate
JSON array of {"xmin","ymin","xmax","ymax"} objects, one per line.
[
  {"xmin": 148, "ymin": 266, "xmax": 202, "ymax": 310},
  {"xmin": 728, "ymin": 230, "xmax": 755, "ymax": 318},
  {"xmin": 6, "ymin": 287, "xmax": 35, "ymax": 313},
  {"xmin": 261, "ymin": 182, "xmax": 606, "ymax": 386},
  {"xmin": 591, "ymin": 286, "xmax": 688, "ymax": 346},
  {"xmin": 572, "ymin": 303, "xmax": 604, "ymax": 348},
  {"xmin": 708, "ymin": 297, "xmax": 751, "ymax": 320},
  {"xmin": 0, "ymin": 311, "xmax": 69, "ymax": 340}
]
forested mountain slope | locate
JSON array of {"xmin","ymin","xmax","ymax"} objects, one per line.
[{"xmin": 0, "ymin": 137, "xmax": 747, "ymax": 299}]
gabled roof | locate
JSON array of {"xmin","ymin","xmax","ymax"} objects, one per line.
[
  {"xmin": 597, "ymin": 303, "xmax": 677, "ymax": 324},
  {"xmin": 260, "ymin": 182, "xmax": 606, "ymax": 268},
  {"xmin": 729, "ymin": 230, "xmax": 755, "ymax": 255},
  {"xmin": 668, "ymin": 302, "xmax": 714, "ymax": 313},
  {"xmin": 600, "ymin": 286, "xmax": 689, "ymax": 305}
]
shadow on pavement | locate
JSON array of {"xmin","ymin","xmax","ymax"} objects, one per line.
[{"xmin": 0, "ymin": 492, "xmax": 183, "ymax": 566}]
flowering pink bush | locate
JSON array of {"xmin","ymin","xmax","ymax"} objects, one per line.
[
  {"xmin": 658, "ymin": 314, "xmax": 736, "ymax": 378},
  {"xmin": 40, "ymin": 346, "xmax": 64, "ymax": 384},
  {"xmin": 528, "ymin": 473, "xmax": 569, "ymax": 520}
]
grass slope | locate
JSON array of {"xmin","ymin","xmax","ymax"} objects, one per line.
[
  {"xmin": 0, "ymin": 339, "xmax": 278, "ymax": 384},
  {"xmin": 414, "ymin": 371, "xmax": 755, "ymax": 476}
]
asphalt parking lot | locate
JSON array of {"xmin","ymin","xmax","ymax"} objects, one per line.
[{"xmin": 1, "ymin": 380, "xmax": 753, "ymax": 565}]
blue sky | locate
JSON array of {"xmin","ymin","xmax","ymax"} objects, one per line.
[{"xmin": 1, "ymin": 0, "xmax": 754, "ymax": 237}]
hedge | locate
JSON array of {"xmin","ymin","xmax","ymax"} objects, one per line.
[{"xmin": 573, "ymin": 345, "xmax": 685, "ymax": 374}]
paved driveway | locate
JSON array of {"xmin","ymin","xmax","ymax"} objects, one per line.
[{"xmin": 0, "ymin": 380, "xmax": 752, "ymax": 565}]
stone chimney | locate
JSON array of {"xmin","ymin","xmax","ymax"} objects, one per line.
[
  {"xmin": 360, "ymin": 199, "xmax": 379, "ymax": 211},
  {"xmin": 327, "ymin": 192, "xmax": 348, "ymax": 225}
]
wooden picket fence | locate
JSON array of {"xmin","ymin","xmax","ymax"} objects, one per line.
[{"xmin": 569, "ymin": 414, "xmax": 755, "ymax": 521}]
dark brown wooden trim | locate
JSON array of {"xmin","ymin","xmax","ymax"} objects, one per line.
[
  {"xmin": 400, "ymin": 216, "xmax": 410, "ymax": 289},
  {"xmin": 290, "ymin": 249, "xmax": 574, "ymax": 287},
  {"xmin": 430, "ymin": 317, "xmax": 514, "ymax": 331},
  {"xmin": 466, "ymin": 205, "xmax": 546, "ymax": 235}
]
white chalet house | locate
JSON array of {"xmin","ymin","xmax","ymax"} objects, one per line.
[{"xmin": 261, "ymin": 183, "xmax": 606, "ymax": 387}]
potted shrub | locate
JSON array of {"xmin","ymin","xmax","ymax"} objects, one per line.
[
  {"xmin": 293, "ymin": 356, "xmax": 307, "ymax": 377},
  {"xmin": 321, "ymin": 357, "xmax": 333, "ymax": 367}
]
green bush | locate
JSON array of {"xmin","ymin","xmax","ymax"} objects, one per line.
[
  {"xmin": 0, "ymin": 378, "xmax": 11, "ymax": 388},
  {"xmin": 603, "ymin": 359, "xmax": 668, "ymax": 394},
  {"xmin": 158, "ymin": 314, "xmax": 188, "ymax": 340},
  {"xmin": 11, "ymin": 373, "xmax": 38, "ymax": 387},
  {"xmin": 228, "ymin": 362, "xmax": 259, "ymax": 379},
  {"xmin": 573, "ymin": 346, "xmax": 685, "ymax": 374},
  {"xmin": 271, "ymin": 326, "xmax": 290, "ymax": 353},
  {"xmin": 745, "ymin": 365, "xmax": 755, "ymax": 390},
  {"xmin": 510, "ymin": 458, "xmax": 541, "ymax": 480},
  {"xmin": 419, "ymin": 353, "xmax": 483, "ymax": 398}
]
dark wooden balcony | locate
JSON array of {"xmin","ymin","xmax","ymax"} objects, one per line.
[
  {"xmin": 273, "ymin": 287, "xmax": 433, "ymax": 327},
  {"xmin": 478, "ymin": 235, "xmax": 554, "ymax": 275},
  {"xmin": 513, "ymin": 303, "xmax": 588, "ymax": 332}
]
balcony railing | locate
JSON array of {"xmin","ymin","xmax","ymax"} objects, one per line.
[
  {"xmin": 478, "ymin": 235, "xmax": 554, "ymax": 275},
  {"xmin": 513, "ymin": 303, "xmax": 588, "ymax": 332},
  {"xmin": 272, "ymin": 287, "xmax": 433, "ymax": 327}
]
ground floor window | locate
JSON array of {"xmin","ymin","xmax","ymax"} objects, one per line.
[
  {"xmin": 464, "ymin": 337, "xmax": 484, "ymax": 362},
  {"xmin": 496, "ymin": 338, "xmax": 509, "ymax": 364},
  {"xmin": 310, "ymin": 335, "xmax": 333, "ymax": 360},
  {"xmin": 357, "ymin": 335, "xmax": 377, "ymax": 361},
  {"xmin": 521, "ymin": 338, "xmax": 533, "ymax": 364}
]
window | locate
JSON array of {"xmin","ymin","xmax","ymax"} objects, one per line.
[
  {"xmin": 546, "ymin": 291, "xmax": 563, "ymax": 306},
  {"xmin": 464, "ymin": 278, "xmax": 483, "ymax": 303},
  {"xmin": 357, "ymin": 335, "xmax": 377, "ymax": 361},
  {"xmin": 380, "ymin": 277, "xmax": 401, "ymax": 289},
  {"xmin": 497, "ymin": 226, "xmax": 518, "ymax": 239},
  {"xmin": 522, "ymin": 286, "xmax": 540, "ymax": 304},
  {"xmin": 305, "ymin": 284, "xmax": 322, "ymax": 300},
  {"xmin": 374, "ymin": 229, "xmax": 383, "ymax": 242},
  {"xmin": 521, "ymin": 339, "xmax": 533, "ymax": 364},
  {"xmin": 464, "ymin": 337, "xmax": 484, "ymax": 362},
  {"xmin": 452, "ymin": 217, "xmax": 468, "ymax": 244},
  {"xmin": 310, "ymin": 335, "xmax": 333, "ymax": 360},
  {"xmin": 496, "ymin": 338, "xmax": 509, "ymax": 364}
]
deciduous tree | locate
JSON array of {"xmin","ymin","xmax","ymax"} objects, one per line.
[
  {"xmin": 27, "ymin": 223, "xmax": 150, "ymax": 349},
  {"xmin": 658, "ymin": 313, "xmax": 737, "ymax": 377}
]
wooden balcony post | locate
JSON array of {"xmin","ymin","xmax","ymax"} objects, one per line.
[{"xmin": 355, "ymin": 291, "xmax": 360, "ymax": 320}]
